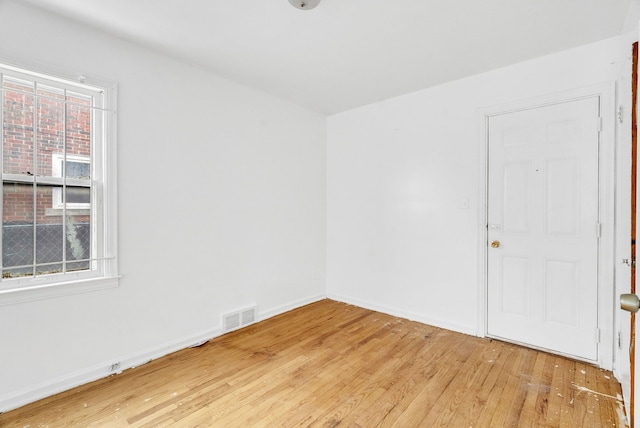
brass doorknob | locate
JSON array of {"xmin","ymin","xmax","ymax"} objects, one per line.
[
  {"xmin": 491, "ymin": 241, "xmax": 500, "ymax": 248},
  {"xmin": 621, "ymin": 294, "xmax": 640, "ymax": 313}
]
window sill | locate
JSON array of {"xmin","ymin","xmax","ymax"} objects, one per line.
[{"xmin": 0, "ymin": 276, "xmax": 120, "ymax": 306}]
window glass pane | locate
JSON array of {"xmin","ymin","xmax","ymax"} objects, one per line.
[
  {"xmin": 37, "ymin": 84, "xmax": 64, "ymax": 100},
  {"xmin": 36, "ymin": 86, "xmax": 64, "ymax": 178},
  {"xmin": 64, "ymin": 186, "xmax": 90, "ymax": 204},
  {"xmin": 65, "ymin": 213, "xmax": 90, "ymax": 270},
  {"xmin": 34, "ymin": 185, "xmax": 63, "ymax": 276},
  {"xmin": 3, "ymin": 77, "xmax": 34, "ymax": 176},
  {"xmin": 66, "ymin": 161, "xmax": 90, "ymax": 179},
  {"xmin": 3, "ymin": 76, "xmax": 34, "ymax": 94},
  {"xmin": 66, "ymin": 93, "xmax": 91, "ymax": 182},
  {"xmin": 2, "ymin": 183, "xmax": 34, "ymax": 278},
  {"xmin": 67, "ymin": 91, "xmax": 91, "ymax": 106}
]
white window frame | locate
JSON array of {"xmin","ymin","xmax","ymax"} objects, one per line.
[{"xmin": 0, "ymin": 61, "xmax": 119, "ymax": 305}]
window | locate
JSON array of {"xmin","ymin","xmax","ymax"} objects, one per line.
[{"xmin": 0, "ymin": 62, "xmax": 117, "ymax": 301}]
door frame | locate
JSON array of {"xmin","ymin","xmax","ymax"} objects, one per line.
[{"xmin": 477, "ymin": 82, "xmax": 617, "ymax": 370}]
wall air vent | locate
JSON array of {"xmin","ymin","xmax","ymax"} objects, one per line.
[
  {"xmin": 241, "ymin": 308, "xmax": 256, "ymax": 325},
  {"xmin": 222, "ymin": 305, "xmax": 257, "ymax": 333},
  {"xmin": 223, "ymin": 313, "xmax": 241, "ymax": 332}
]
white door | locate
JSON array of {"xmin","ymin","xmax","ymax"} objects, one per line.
[{"xmin": 487, "ymin": 96, "xmax": 601, "ymax": 361}]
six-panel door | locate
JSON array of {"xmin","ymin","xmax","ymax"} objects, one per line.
[{"xmin": 487, "ymin": 97, "xmax": 600, "ymax": 361}]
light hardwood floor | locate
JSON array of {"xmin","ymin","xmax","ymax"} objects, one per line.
[{"xmin": 0, "ymin": 299, "xmax": 628, "ymax": 427}]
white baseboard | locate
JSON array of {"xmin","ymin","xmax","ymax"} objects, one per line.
[
  {"xmin": 0, "ymin": 294, "xmax": 327, "ymax": 414},
  {"xmin": 0, "ymin": 325, "xmax": 223, "ymax": 414},
  {"xmin": 327, "ymin": 292, "xmax": 477, "ymax": 337},
  {"xmin": 259, "ymin": 293, "xmax": 326, "ymax": 320}
]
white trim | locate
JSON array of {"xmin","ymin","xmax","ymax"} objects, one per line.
[
  {"xmin": 0, "ymin": 323, "xmax": 223, "ymax": 413},
  {"xmin": 476, "ymin": 82, "xmax": 617, "ymax": 370},
  {"xmin": 259, "ymin": 293, "xmax": 326, "ymax": 319},
  {"xmin": 477, "ymin": 114, "xmax": 489, "ymax": 338},
  {"xmin": 327, "ymin": 292, "xmax": 477, "ymax": 336},
  {"xmin": 0, "ymin": 275, "xmax": 119, "ymax": 306},
  {"xmin": 102, "ymin": 81, "xmax": 118, "ymax": 280}
]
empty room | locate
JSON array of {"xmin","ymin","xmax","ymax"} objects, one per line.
[{"xmin": 0, "ymin": 0, "xmax": 639, "ymax": 426}]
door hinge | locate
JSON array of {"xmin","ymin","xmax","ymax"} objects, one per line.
[
  {"xmin": 596, "ymin": 328, "xmax": 601, "ymax": 344},
  {"xmin": 618, "ymin": 105, "xmax": 624, "ymax": 124},
  {"xmin": 596, "ymin": 222, "xmax": 602, "ymax": 238},
  {"xmin": 597, "ymin": 116, "xmax": 603, "ymax": 132}
]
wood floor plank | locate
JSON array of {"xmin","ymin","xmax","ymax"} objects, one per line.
[
  {"xmin": 380, "ymin": 331, "xmax": 475, "ymax": 426},
  {"xmin": 299, "ymin": 327, "xmax": 423, "ymax": 427},
  {"xmin": 421, "ymin": 338, "xmax": 499, "ymax": 426},
  {"xmin": 348, "ymin": 325, "xmax": 448, "ymax": 426},
  {"xmin": 0, "ymin": 299, "xmax": 628, "ymax": 427},
  {"xmin": 452, "ymin": 340, "xmax": 513, "ymax": 427},
  {"xmin": 361, "ymin": 329, "xmax": 463, "ymax": 427}
]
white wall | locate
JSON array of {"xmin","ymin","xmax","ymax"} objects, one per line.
[
  {"xmin": 0, "ymin": 0, "xmax": 326, "ymax": 410},
  {"xmin": 327, "ymin": 36, "xmax": 628, "ymax": 336}
]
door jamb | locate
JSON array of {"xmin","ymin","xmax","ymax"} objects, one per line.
[{"xmin": 476, "ymin": 82, "xmax": 617, "ymax": 370}]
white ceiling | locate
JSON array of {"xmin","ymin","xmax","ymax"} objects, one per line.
[{"xmin": 23, "ymin": 0, "xmax": 632, "ymax": 114}]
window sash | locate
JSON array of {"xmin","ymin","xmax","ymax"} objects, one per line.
[{"xmin": 2, "ymin": 174, "xmax": 90, "ymax": 187}]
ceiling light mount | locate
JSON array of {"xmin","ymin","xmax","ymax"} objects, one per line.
[{"xmin": 288, "ymin": 0, "xmax": 321, "ymax": 10}]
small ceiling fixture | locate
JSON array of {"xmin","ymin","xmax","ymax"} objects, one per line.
[{"xmin": 288, "ymin": 0, "xmax": 321, "ymax": 10}]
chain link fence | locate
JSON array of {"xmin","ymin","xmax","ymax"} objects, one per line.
[{"xmin": 2, "ymin": 222, "xmax": 91, "ymax": 277}]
